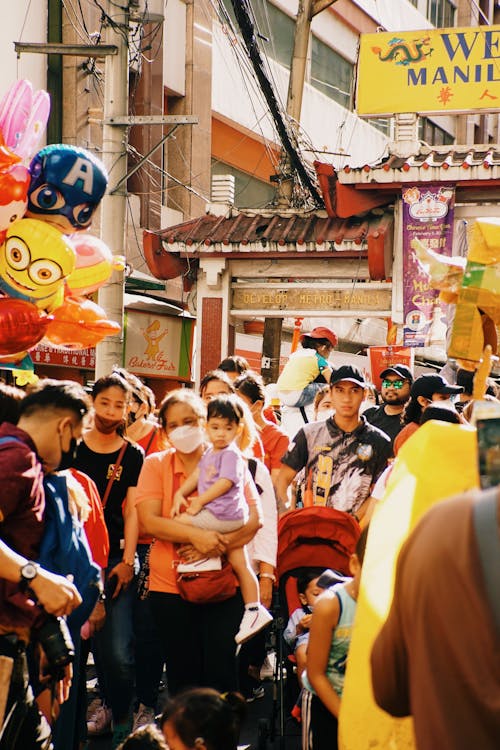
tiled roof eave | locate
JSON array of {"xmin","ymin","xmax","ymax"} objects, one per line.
[
  {"xmin": 163, "ymin": 241, "xmax": 369, "ymax": 258},
  {"xmin": 339, "ymin": 164, "xmax": 500, "ymax": 185}
]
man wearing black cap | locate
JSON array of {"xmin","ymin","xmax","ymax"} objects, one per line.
[
  {"xmin": 364, "ymin": 365, "xmax": 413, "ymax": 450},
  {"xmin": 277, "ymin": 365, "xmax": 391, "ymax": 519}
]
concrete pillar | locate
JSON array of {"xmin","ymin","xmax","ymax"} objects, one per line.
[{"xmin": 195, "ymin": 258, "xmax": 230, "ymax": 385}]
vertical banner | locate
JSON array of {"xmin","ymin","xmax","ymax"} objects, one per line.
[{"xmin": 402, "ymin": 186, "xmax": 455, "ymax": 346}]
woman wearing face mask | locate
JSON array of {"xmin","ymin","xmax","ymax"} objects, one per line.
[
  {"xmin": 313, "ymin": 386, "xmax": 334, "ymax": 421},
  {"xmin": 135, "ymin": 389, "xmax": 262, "ymax": 696},
  {"xmin": 73, "ymin": 374, "xmax": 144, "ymax": 747}
]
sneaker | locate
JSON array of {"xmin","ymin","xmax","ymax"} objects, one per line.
[
  {"xmin": 112, "ymin": 721, "xmax": 131, "ymax": 749},
  {"xmin": 177, "ymin": 557, "xmax": 221, "ymax": 573},
  {"xmin": 235, "ymin": 605, "xmax": 273, "ymax": 645},
  {"xmin": 87, "ymin": 704, "xmax": 112, "ymax": 736},
  {"xmin": 246, "ymin": 685, "xmax": 265, "ymax": 703},
  {"xmin": 132, "ymin": 703, "xmax": 156, "ymax": 732}
]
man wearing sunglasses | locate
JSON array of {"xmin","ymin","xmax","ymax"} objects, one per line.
[{"xmin": 364, "ymin": 366, "xmax": 413, "ymax": 450}]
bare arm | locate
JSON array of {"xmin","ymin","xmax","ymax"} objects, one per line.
[
  {"xmin": 276, "ymin": 464, "xmax": 298, "ymax": 515},
  {"xmin": 137, "ymin": 497, "xmax": 227, "ymax": 556},
  {"xmin": 223, "ymin": 501, "xmax": 262, "ymax": 551},
  {"xmin": 107, "ymin": 487, "xmax": 139, "ymax": 597},
  {"xmin": 0, "ymin": 540, "xmax": 81, "ymax": 617},
  {"xmin": 177, "ymin": 468, "xmax": 199, "ymax": 498},
  {"xmin": 322, "ymin": 366, "xmax": 333, "ymax": 384},
  {"xmin": 307, "ymin": 593, "xmax": 342, "ymax": 717},
  {"xmin": 194, "ymin": 477, "xmax": 233, "ymax": 509}
]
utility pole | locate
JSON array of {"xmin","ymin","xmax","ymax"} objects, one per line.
[
  {"xmin": 95, "ymin": 0, "xmax": 130, "ymax": 378},
  {"xmin": 262, "ymin": 0, "xmax": 337, "ymax": 383}
]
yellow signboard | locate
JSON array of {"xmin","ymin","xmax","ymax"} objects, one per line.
[
  {"xmin": 232, "ymin": 286, "xmax": 392, "ymax": 311},
  {"xmin": 357, "ymin": 25, "xmax": 500, "ymax": 116}
]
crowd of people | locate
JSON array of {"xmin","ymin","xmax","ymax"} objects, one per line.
[{"xmin": 0, "ymin": 330, "xmax": 499, "ymax": 750}]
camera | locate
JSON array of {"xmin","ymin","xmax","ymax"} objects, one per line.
[{"xmin": 36, "ymin": 616, "xmax": 75, "ymax": 679}]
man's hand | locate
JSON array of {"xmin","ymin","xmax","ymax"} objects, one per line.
[{"xmin": 30, "ymin": 569, "xmax": 82, "ymax": 617}]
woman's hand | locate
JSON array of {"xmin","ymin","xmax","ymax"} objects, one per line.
[
  {"xmin": 171, "ymin": 490, "xmax": 187, "ymax": 518},
  {"xmin": 108, "ymin": 561, "xmax": 134, "ymax": 598},
  {"xmin": 179, "ymin": 528, "xmax": 227, "ymax": 559}
]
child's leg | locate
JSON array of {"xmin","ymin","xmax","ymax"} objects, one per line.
[
  {"xmin": 295, "ymin": 643, "xmax": 308, "ymax": 688},
  {"xmin": 226, "ymin": 546, "xmax": 259, "ymax": 605}
]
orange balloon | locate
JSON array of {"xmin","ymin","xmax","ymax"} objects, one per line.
[
  {"xmin": 0, "ymin": 297, "xmax": 51, "ymax": 355},
  {"xmin": 43, "ymin": 295, "xmax": 120, "ymax": 350}
]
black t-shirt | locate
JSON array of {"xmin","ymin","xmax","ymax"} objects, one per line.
[
  {"xmin": 74, "ymin": 440, "xmax": 144, "ymax": 557},
  {"xmin": 363, "ymin": 405, "xmax": 404, "ymax": 448},
  {"xmin": 281, "ymin": 416, "xmax": 391, "ymax": 514}
]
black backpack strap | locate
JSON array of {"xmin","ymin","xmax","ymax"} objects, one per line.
[
  {"xmin": 473, "ymin": 488, "xmax": 500, "ymax": 638},
  {"xmin": 299, "ymin": 406, "xmax": 309, "ymax": 424}
]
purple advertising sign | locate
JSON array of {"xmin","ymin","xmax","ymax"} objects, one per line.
[{"xmin": 402, "ymin": 185, "xmax": 454, "ymax": 347}]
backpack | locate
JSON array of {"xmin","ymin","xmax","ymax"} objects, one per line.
[{"xmin": 40, "ymin": 473, "xmax": 101, "ymax": 630}]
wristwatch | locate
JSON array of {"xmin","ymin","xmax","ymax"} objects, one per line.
[{"xmin": 19, "ymin": 561, "xmax": 39, "ymax": 593}]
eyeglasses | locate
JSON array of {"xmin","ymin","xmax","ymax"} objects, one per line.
[{"xmin": 381, "ymin": 379, "xmax": 405, "ymax": 389}]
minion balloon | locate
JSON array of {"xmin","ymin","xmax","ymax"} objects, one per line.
[
  {"xmin": 0, "ymin": 218, "xmax": 76, "ymax": 312},
  {"xmin": 26, "ymin": 144, "xmax": 108, "ymax": 233}
]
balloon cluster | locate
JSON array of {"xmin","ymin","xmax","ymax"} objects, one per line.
[{"xmin": 0, "ymin": 81, "xmax": 124, "ymax": 375}]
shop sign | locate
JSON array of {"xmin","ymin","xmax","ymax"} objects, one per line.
[
  {"xmin": 357, "ymin": 25, "xmax": 500, "ymax": 116},
  {"xmin": 232, "ymin": 286, "xmax": 391, "ymax": 312},
  {"xmin": 32, "ymin": 345, "xmax": 96, "ymax": 369},
  {"xmin": 402, "ymin": 186, "xmax": 454, "ymax": 347},
  {"xmin": 124, "ymin": 309, "xmax": 193, "ymax": 379}
]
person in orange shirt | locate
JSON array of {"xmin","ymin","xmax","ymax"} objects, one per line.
[
  {"xmin": 136, "ymin": 389, "xmax": 262, "ymax": 695},
  {"xmin": 234, "ymin": 372, "xmax": 289, "ymax": 488}
]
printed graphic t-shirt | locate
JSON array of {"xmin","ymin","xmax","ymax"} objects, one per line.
[{"xmin": 281, "ymin": 416, "xmax": 391, "ymax": 513}]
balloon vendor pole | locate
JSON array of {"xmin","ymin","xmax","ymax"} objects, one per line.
[{"xmin": 95, "ymin": 0, "xmax": 130, "ymax": 378}]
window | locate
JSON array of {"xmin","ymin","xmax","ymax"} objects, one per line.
[
  {"xmin": 427, "ymin": 0, "xmax": 456, "ymax": 28},
  {"xmin": 311, "ymin": 36, "xmax": 353, "ymax": 109},
  {"xmin": 253, "ymin": 1, "xmax": 295, "ymax": 69},
  {"xmin": 371, "ymin": 118, "xmax": 392, "ymax": 136},
  {"xmin": 211, "ymin": 161, "xmax": 276, "ymax": 209},
  {"xmin": 419, "ymin": 117, "xmax": 454, "ymax": 146},
  {"xmin": 222, "ymin": 0, "xmax": 295, "ymax": 69}
]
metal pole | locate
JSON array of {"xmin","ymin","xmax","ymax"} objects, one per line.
[{"xmin": 95, "ymin": 0, "xmax": 130, "ymax": 377}]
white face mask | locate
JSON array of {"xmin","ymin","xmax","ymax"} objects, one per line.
[
  {"xmin": 168, "ymin": 424, "xmax": 205, "ymax": 453},
  {"xmin": 315, "ymin": 409, "xmax": 334, "ymax": 422}
]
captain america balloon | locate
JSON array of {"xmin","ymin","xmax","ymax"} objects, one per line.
[{"xmin": 26, "ymin": 144, "xmax": 108, "ymax": 233}]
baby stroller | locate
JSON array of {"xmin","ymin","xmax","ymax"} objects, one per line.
[{"xmin": 259, "ymin": 506, "xmax": 360, "ymax": 750}]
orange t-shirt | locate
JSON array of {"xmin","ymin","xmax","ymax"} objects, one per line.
[
  {"xmin": 135, "ymin": 448, "xmax": 259, "ymax": 595},
  {"xmin": 260, "ymin": 422, "xmax": 289, "ymax": 473}
]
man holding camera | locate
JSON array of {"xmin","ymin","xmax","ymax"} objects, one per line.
[{"xmin": 0, "ymin": 380, "xmax": 89, "ymax": 749}]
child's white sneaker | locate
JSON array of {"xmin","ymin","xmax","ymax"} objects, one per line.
[
  {"xmin": 177, "ymin": 557, "xmax": 222, "ymax": 573},
  {"xmin": 235, "ymin": 604, "xmax": 273, "ymax": 644}
]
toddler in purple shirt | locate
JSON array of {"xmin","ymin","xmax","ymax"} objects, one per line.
[{"xmin": 172, "ymin": 394, "xmax": 272, "ymax": 645}]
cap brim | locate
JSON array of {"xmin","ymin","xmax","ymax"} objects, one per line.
[
  {"xmin": 331, "ymin": 377, "xmax": 366, "ymax": 387},
  {"xmin": 440, "ymin": 385, "xmax": 464, "ymax": 394}
]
